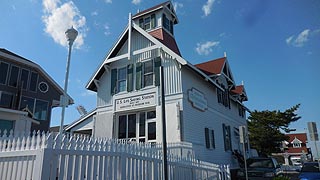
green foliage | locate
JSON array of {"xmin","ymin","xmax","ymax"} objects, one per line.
[{"xmin": 247, "ymin": 104, "xmax": 301, "ymax": 156}]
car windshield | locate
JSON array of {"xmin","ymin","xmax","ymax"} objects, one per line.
[
  {"xmin": 301, "ymin": 163, "xmax": 320, "ymax": 172},
  {"xmin": 247, "ymin": 159, "xmax": 274, "ymax": 168}
]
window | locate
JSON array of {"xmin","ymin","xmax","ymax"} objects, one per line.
[
  {"xmin": 0, "ymin": 120, "xmax": 14, "ymax": 135},
  {"xmin": 0, "ymin": 91, "xmax": 14, "ymax": 108},
  {"xmin": 139, "ymin": 14, "xmax": 156, "ymax": 30},
  {"xmin": 118, "ymin": 114, "xmax": 136, "ymax": 140},
  {"xmin": 162, "ymin": 14, "xmax": 173, "ymax": 34},
  {"xmin": 34, "ymin": 99, "xmax": 48, "ymax": 120},
  {"xmin": 118, "ymin": 110, "xmax": 156, "ymax": 142},
  {"xmin": 29, "ymin": 72, "xmax": 38, "ymax": 92},
  {"xmin": 20, "ymin": 96, "xmax": 35, "ymax": 112},
  {"xmin": 238, "ymin": 106, "xmax": 245, "ymax": 117},
  {"xmin": 117, "ymin": 67, "xmax": 127, "ymax": 93},
  {"xmin": 143, "ymin": 60, "xmax": 154, "ymax": 87},
  {"xmin": 0, "ymin": 62, "xmax": 9, "ymax": 84},
  {"xmin": 293, "ymin": 142, "xmax": 301, "ymax": 148},
  {"xmin": 223, "ymin": 124, "xmax": 232, "ymax": 151},
  {"xmin": 20, "ymin": 69, "xmax": 29, "ymax": 90},
  {"xmin": 9, "ymin": 65, "xmax": 19, "ymax": 87},
  {"xmin": 217, "ymin": 84, "xmax": 230, "ymax": 108},
  {"xmin": 144, "ymin": 17, "xmax": 151, "ymax": 30},
  {"xmin": 205, "ymin": 128, "xmax": 215, "ymax": 149}
]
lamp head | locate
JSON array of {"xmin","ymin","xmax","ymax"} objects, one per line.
[{"xmin": 65, "ymin": 26, "xmax": 78, "ymax": 46}]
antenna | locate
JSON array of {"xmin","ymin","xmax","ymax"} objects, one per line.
[{"xmin": 76, "ymin": 105, "xmax": 87, "ymax": 116}]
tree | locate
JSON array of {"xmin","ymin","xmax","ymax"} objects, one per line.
[{"xmin": 247, "ymin": 104, "xmax": 301, "ymax": 156}]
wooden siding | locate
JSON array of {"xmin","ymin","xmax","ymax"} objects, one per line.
[{"xmin": 180, "ymin": 67, "xmax": 246, "ymax": 168}]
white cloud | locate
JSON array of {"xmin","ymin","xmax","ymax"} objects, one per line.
[
  {"xmin": 81, "ymin": 90, "xmax": 95, "ymax": 97},
  {"xmin": 195, "ymin": 41, "xmax": 220, "ymax": 55},
  {"xmin": 173, "ymin": 2, "xmax": 183, "ymax": 13},
  {"xmin": 91, "ymin": 11, "xmax": 98, "ymax": 16},
  {"xmin": 105, "ymin": 0, "xmax": 112, "ymax": 3},
  {"xmin": 132, "ymin": 0, "xmax": 141, "ymax": 5},
  {"xmin": 42, "ymin": 0, "xmax": 88, "ymax": 49},
  {"xmin": 286, "ymin": 29, "xmax": 320, "ymax": 47},
  {"xmin": 202, "ymin": 0, "xmax": 215, "ymax": 16},
  {"xmin": 104, "ymin": 24, "xmax": 111, "ymax": 36}
]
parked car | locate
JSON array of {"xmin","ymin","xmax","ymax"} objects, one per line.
[
  {"xmin": 237, "ymin": 157, "xmax": 283, "ymax": 180},
  {"xmin": 298, "ymin": 162, "xmax": 320, "ymax": 180}
]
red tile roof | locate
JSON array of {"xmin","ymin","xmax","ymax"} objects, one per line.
[
  {"xmin": 287, "ymin": 133, "xmax": 307, "ymax": 143},
  {"xmin": 231, "ymin": 85, "xmax": 244, "ymax": 95},
  {"xmin": 286, "ymin": 133, "xmax": 308, "ymax": 154},
  {"xmin": 149, "ymin": 28, "xmax": 181, "ymax": 56},
  {"xmin": 195, "ymin": 57, "xmax": 226, "ymax": 75}
]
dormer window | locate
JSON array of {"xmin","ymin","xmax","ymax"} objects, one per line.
[
  {"xmin": 291, "ymin": 137, "xmax": 302, "ymax": 148},
  {"xmin": 139, "ymin": 14, "xmax": 156, "ymax": 31}
]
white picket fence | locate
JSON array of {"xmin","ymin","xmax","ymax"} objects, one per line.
[{"xmin": 0, "ymin": 130, "xmax": 230, "ymax": 180}]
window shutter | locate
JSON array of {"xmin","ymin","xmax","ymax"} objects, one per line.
[
  {"xmin": 136, "ymin": 62, "xmax": 142, "ymax": 90},
  {"xmin": 151, "ymin": 14, "xmax": 156, "ymax": 28},
  {"xmin": 228, "ymin": 125, "xmax": 232, "ymax": 150},
  {"xmin": 154, "ymin": 57, "xmax": 161, "ymax": 86},
  {"xmin": 111, "ymin": 68, "xmax": 117, "ymax": 95},
  {"xmin": 127, "ymin": 64, "xmax": 133, "ymax": 92},
  {"xmin": 211, "ymin": 130, "xmax": 215, "ymax": 149},
  {"xmin": 205, "ymin": 128, "xmax": 210, "ymax": 149},
  {"xmin": 222, "ymin": 123, "xmax": 227, "ymax": 151}
]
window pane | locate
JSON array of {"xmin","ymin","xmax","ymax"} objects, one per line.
[
  {"xmin": 148, "ymin": 122, "xmax": 156, "ymax": 140},
  {"xmin": 118, "ymin": 80, "xmax": 126, "ymax": 92},
  {"xmin": 34, "ymin": 99, "xmax": 48, "ymax": 120},
  {"xmin": 144, "ymin": 61, "xmax": 153, "ymax": 73},
  {"xmin": 9, "ymin": 65, "xmax": 19, "ymax": 87},
  {"xmin": 139, "ymin": 112, "xmax": 145, "ymax": 136},
  {"xmin": 118, "ymin": 67, "xmax": 126, "ymax": 80},
  {"xmin": 144, "ymin": 17, "xmax": 150, "ymax": 30},
  {"xmin": 29, "ymin": 72, "xmax": 38, "ymax": 92},
  {"xmin": 20, "ymin": 96, "xmax": 35, "ymax": 113},
  {"xmin": 147, "ymin": 111, "xmax": 156, "ymax": 119},
  {"xmin": 20, "ymin": 69, "xmax": 29, "ymax": 90},
  {"xmin": 144, "ymin": 74, "xmax": 153, "ymax": 87},
  {"xmin": 0, "ymin": 62, "xmax": 9, "ymax": 84},
  {"xmin": 118, "ymin": 67, "xmax": 126, "ymax": 92},
  {"xmin": 0, "ymin": 119, "xmax": 14, "ymax": 135},
  {"xmin": 0, "ymin": 92, "xmax": 13, "ymax": 108},
  {"xmin": 128, "ymin": 114, "xmax": 136, "ymax": 138},
  {"xmin": 118, "ymin": 115, "xmax": 127, "ymax": 139}
]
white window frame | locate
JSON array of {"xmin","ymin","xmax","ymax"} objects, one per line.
[
  {"xmin": 142, "ymin": 59, "xmax": 154, "ymax": 88},
  {"xmin": 117, "ymin": 67, "xmax": 127, "ymax": 93}
]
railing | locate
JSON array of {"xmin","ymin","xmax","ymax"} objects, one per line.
[{"xmin": 0, "ymin": 130, "xmax": 230, "ymax": 180}]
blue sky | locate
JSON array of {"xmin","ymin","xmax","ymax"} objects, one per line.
[{"xmin": 1, "ymin": 0, "xmax": 319, "ymax": 135}]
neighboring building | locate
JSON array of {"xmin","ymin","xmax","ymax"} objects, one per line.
[
  {"xmin": 282, "ymin": 133, "xmax": 311, "ymax": 165},
  {"xmin": 66, "ymin": 1, "xmax": 249, "ymax": 168},
  {"xmin": 0, "ymin": 48, "xmax": 73, "ymax": 132}
]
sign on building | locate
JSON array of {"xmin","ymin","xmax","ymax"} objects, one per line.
[
  {"xmin": 115, "ymin": 93, "xmax": 156, "ymax": 112},
  {"xmin": 308, "ymin": 122, "xmax": 319, "ymax": 141}
]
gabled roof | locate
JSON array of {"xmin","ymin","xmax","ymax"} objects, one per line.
[
  {"xmin": 195, "ymin": 57, "xmax": 226, "ymax": 75},
  {"xmin": 86, "ymin": 21, "xmax": 188, "ymax": 91},
  {"xmin": 231, "ymin": 85, "xmax": 248, "ymax": 101},
  {"xmin": 0, "ymin": 48, "xmax": 74, "ymax": 104},
  {"xmin": 65, "ymin": 108, "xmax": 97, "ymax": 131},
  {"xmin": 149, "ymin": 28, "xmax": 181, "ymax": 56},
  {"xmin": 132, "ymin": 1, "xmax": 178, "ymax": 24},
  {"xmin": 287, "ymin": 133, "xmax": 308, "ymax": 143}
]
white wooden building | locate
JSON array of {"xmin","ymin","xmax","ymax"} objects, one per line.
[{"xmin": 66, "ymin": 1, "xmax": 249, "ymax": 169}]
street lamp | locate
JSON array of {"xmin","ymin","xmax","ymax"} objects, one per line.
[{"xmin": 59, "ymin": 26, "xmax": 78, "ymax": 134}]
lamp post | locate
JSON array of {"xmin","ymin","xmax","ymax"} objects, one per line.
[{"xmin": 59, "ymin": 26, "xmax": 78, "ymax": 134}]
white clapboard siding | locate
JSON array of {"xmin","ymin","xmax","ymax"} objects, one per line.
[{"xmin": 0, "ymin": 130, "xmax": 230, "ymax": 180}]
